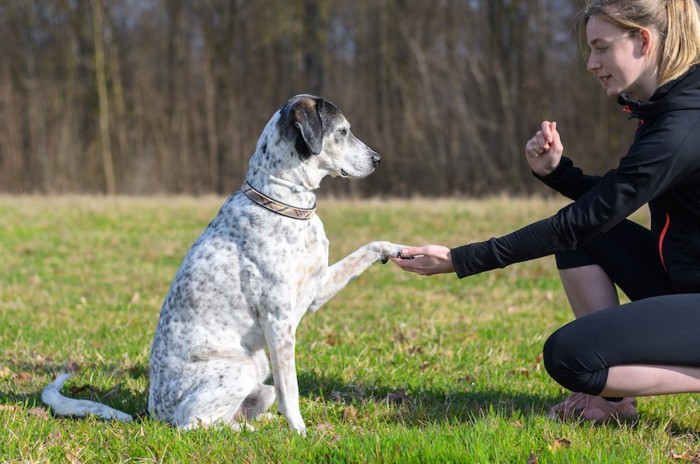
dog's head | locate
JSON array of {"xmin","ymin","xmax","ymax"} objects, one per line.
[{"xmin": 277, "ymin": 94, "xmax": 381, "ymax": 179}]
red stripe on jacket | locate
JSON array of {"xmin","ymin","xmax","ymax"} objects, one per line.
[{"xmin": 658, "ymin": 213, "xmax": 671, "ymax": 272}]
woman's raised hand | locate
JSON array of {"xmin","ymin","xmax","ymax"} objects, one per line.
[{"xmin": 525, "ymin": 121, "xmax": 563, "ymax": 176}]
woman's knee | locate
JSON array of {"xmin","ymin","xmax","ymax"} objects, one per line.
[
  {"xmin": 543, "ymin": 325, "xmax": 606, "ymax": 395},
  {"xmin": 542, "ymin": 328, "xmax": 572, "ymax": 386}
]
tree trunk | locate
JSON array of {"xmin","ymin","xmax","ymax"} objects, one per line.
[{"xmin": 90, "ymin": 0, "xmax": 116, "ymax": 195}]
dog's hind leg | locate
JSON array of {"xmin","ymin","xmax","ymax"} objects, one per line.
[
  {"xmin": 171, "ymin": 356, "xmax": 258, "ymax": 430},
  {"xmin": 239, "ymin": 350, "xmax": 276, "ymax": 421},
  {"xmin": 239, "ymin": 384, "xmax": 276, "ymax": 421}
]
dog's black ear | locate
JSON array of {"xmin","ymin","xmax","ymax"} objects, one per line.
[{"xmin": 292, "ymin": 98, "xmax": 324, "ymax": 156}]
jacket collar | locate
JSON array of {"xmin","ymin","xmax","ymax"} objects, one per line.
[{"xmin": 618, "ymin": 65, "xmax": 700, "ymax": 121}]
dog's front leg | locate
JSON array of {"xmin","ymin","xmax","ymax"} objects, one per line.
[
  {"xmin": 309, "ymin": 241, "xmax": 404, "ymax": 312},
  {"xmin": 263, "ymin": 318, "xmax": 306, "ymax": 435}
]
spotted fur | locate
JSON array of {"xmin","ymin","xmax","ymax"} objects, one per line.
[{"xmin": 42, "ymin": 95, "xmax": 404, "ymax": 435}]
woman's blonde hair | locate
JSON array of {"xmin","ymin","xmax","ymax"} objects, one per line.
[{"xmin": 579, "ymin": 0, "xmax": 700, "ymax": 86}]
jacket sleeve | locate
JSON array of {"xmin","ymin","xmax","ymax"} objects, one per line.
[
  {"xmin": 451, "ymin": 113, "xmax": 699, "ymax": 278},
  {"xmin": 534, "ymin": 156, "xmax": 601, "ymax": 200}
]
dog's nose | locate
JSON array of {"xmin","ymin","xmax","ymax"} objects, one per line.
[{"xmin": 371, "ymin": 153, "xmax": 381, "ymax": 167}]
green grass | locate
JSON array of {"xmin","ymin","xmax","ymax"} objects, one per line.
[{"xmin": 1, "ymin": 195, "xmax": 699, "ymax": 463}]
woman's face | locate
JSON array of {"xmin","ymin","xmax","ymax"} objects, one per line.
[{"xmin": 586, "ymin": 16, "xmax": 658, "ymax": 101}]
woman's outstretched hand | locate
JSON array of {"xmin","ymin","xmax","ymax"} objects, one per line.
[{"xmin": 389, "ymin": 245, "xmax": 454, "ymax": 275}]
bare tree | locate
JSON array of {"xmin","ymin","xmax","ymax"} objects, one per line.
[{"xmin": 91, "ymin": 0, "xmax": 116, "ymax": 194}]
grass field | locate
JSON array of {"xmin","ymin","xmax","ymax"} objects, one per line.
[{"xmin": 1, "ymin": 195, "xmax": 699, "ymax": 463}]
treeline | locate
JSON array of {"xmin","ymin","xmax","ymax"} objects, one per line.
[{"xmin": 0, "ymin": 0, "xmax": 637, "ymax": 196}]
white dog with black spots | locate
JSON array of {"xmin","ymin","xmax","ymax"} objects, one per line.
[{"xmin": 42, "ymin": 95, "xmax": 404, "ymax": 435}]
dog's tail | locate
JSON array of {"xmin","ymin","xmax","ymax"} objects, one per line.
[{"xmin": 41, "ymin": 373, "xmax": 133, "ymax": 422}]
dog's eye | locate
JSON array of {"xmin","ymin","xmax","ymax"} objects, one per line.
[{"xmin": 339, "ymin": 128, "xmax": 348, "ymax": 136}]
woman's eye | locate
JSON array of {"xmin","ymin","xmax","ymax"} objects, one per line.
[{"xmin": 587, "ymin": 45, "xmax": 608, "ymax": 58}]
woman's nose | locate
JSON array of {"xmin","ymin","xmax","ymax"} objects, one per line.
[{"xmin": 586, "ymin": 55, "xmax": 600, "ymax": 72}]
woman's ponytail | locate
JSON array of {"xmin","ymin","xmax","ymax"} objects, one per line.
[{"xmin": 658, "ymin": 0, "xmax": 700, "ymax": 85}]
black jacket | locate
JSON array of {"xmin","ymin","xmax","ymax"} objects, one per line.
[{"xmin": 451, "ymin": 66, "xmax": 700, "ymax": 292}]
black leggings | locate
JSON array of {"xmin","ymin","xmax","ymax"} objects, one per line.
[{"xmin": 543, "ymin": 220, "xmax": 700, "ymax": 395}]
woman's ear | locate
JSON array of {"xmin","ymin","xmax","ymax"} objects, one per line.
[{"xmin": 638, "ymin": 27, "xmax": 655, "ymax": 56}]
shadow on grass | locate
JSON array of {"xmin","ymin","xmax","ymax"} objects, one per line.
[
  {"xmin": 296, "ymin": 370, "xmax": 700, "ymax": 435},
  {"xmin": 3, "ymin": 361, "xmax": 549, "ymax": 428},
  {"xmin": 296, "ymin": 369, "xmax": 554, "ymax": 425},
  {"xmin": 4, "ymin": 361, "xmax": 698, "ymax": 436}
]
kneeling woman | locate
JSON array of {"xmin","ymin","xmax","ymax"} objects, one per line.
[{"xmin": 391, "ymin": 0, "xmax": 700, "ymax": 421}]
